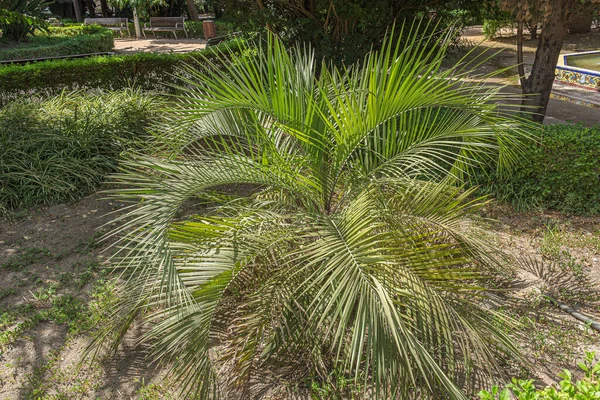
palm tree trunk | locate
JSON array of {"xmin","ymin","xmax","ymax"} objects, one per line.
[
  {"xmin": 72, "ymin": 0, "xmax": 83, "ymax": 22},
  {"xmin": 186, "ymin": 0, "xmax": 199, "ymax": 20},
  {"xmin": 133, "ymin": 7, "xmax": 142, "ymax": 39}
]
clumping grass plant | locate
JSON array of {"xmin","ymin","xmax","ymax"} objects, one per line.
[
  {"xmin": 0, "ymin": 89, "xmax": 162, "ymax": 214},
  {"xmin": 95, "ymin": 23, "xmax": 537, "ymax": 399}
]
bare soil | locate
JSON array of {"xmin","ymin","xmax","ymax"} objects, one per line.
[
  {"xmin": 0, "ymin": 195, "xmax": 165, "ymax": 399},
  {"xmin": 0, "ymin": 193, "xmax": 598, "ymax": 399}
]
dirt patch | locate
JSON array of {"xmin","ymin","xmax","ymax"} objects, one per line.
[
  {"xmin": 1, "ymin": 194, "xmax": 599, "ymax": 398},
  {"xmin": 0, "ymin": 194, "xmax": 169, "ymax": 399}
]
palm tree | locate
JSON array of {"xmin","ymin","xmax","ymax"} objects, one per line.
[{"xmin": 97, "ymin": 24, "xmax": 535, "ymax": 399}]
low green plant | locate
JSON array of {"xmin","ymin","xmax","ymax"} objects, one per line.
[
  {"xmin": 0, "ymin": 246, "xmax": 52, "ymax": 271},
  {"xmin": 0, "ymin": 89, "xmax": 162, "ymax": 213},
  {"xmin": 472, "ymin": 124, "xmax": 600, "ymax": 214},
  {"xmin": 479, "ymin": 351, "xmax": 600, "ymax": 400},
  {"xmin": 0, "ymin": 25, "xmax": 113, "ymax": 61}
]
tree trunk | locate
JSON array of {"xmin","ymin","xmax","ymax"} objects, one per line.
[
  {"xmin": 72, "ymin": 0, "xmax": 83, "ymax": 22},
  {"xmin": 85, "ymin": 0, "xmax": 96, "ymax": 17},
  {"xmin": 99, "ymin": 0, "xmax": 110, "ymax": 17},
  {"xmin": 520, "ymin": 0, "xmax": 568, "ymax": 123},
  {"xmin": 529, "ymin": 24, "xmax": 538, "ymax": 40},
  {"xmin": 186, "ymin": 0, "xmax": 199, "ymax": 20},
  {"xmin": 133, "ymin": 7, "xmax": 142, "ymax": 39}
]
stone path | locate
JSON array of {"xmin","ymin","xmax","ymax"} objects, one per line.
[{"xmin": 113, "ymin": 38, "xmax": 207, "ymax": 54}]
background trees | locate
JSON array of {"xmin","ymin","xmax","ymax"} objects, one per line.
[
  {"xmin": 0, "ymin": 0, "xmax": 49, "ymax": 41},
  {"xmin": 215, "ymin": 0, "xmax": 482, "ymax": 63}
]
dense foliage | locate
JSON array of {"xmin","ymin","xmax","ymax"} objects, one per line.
[
  {"xmin": 472, "ymin": 124, "xmax": 600, "ymax": 214},
  {"xmin": 479, "ymin": 352, "xmax": 600, "ymax": 400},
  {"xmin": 216, "ymin": 0, "xmax": 482, "ymax": 63},
  {"xmin": 0, "ymin": 38, "xmax": 243, "ymax": 106},
  {"xmin": 95, "ymin": 28, "xmax": 534, "ymax": 399},
  {"xmin": 0, "ymin": 25, "xmax": 114, "ymax": 61},
  {"xmin": 0, "ymin": 90, "xmax": 162, "ymax": 214},
  {"xmin": 0, "ymin": 0, "xmax": 48, "ymax": 41}
]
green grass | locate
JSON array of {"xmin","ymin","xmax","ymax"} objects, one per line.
[{"xmin": 0, "ymin": 247, "xmax": 52, "ymax": 271}]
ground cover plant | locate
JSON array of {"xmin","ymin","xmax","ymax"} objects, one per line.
[
  {"xmin": 472, "ymin": 124, "xmax": 600, "ymax": 214},
  {"xmin": 0, "ymin": 25, "xmax": 114, "ymax": 61},
  {"xmin": 0, "ymin": 89, "xmax": 162, "ymax": 215},
  {"xmin": 479, "ymin": 351, "xmax": 600, "ymax": 399},
  {"xmin": 94, "ymin": 24, "xmax": 538, "ymax": 399}
]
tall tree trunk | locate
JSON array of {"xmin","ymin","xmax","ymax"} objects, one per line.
[
  {"xmin": 85, "ymin": 0, "xmax": 96, "ymax": 17},
  {"xmin": 72, "ymin": 0, "xmax": 83, "ymax": 22},
  {"xmin": 520, "ymin": 0, "xmax": 568, "ymax": 123},
  {"xmin": 529, "ymin": 24, "xmax": 538, "ymax": 40},
  {"xmin": 133, "ymin": 7, "xmax": 142, "ymax": 39},
  {"xmin": 186, "ymin": 0, "xmax": 199, "ymax": 20},
  {"xmin": 99, "ymin": 0, "xmax": 110, "ymax": 17}
]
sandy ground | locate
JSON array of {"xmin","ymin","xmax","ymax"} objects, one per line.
[
  {"xmin": 1, "ymin": 193, "xmax": 599, "ymax": 398},
  {"xmin": 113, "ymin": 37, "xmax": 207, "ymax": 54}
]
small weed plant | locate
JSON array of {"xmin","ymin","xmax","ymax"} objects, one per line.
[{"xmin": 479, "ymin": 351, "xmax": 600, "ymax": 400}]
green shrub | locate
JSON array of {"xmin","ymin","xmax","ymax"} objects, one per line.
[
  {"xmin": 479, "ymin": 352, "xmax": 600, "ymax": 400},
  {"xmin": 0, "ymin": 0, "xmax": 48, "ymax": 41},
  {"xmin": 0, "ymin": 25, "xmax": 113, "ymax": 61},
  {"xmin": 482, "ymin": 17, "xmax": 515, "ymax": 39},
  {"xmin": 472, "ymin": 124, "xmax": 600, "ymax": 214},
  {"xmin": 0, "ymin": 39, "xmax": 243, "ymax": 105},
  {"xmin": 0, "ymin": 89, "xmax": 163, "ymax": 213}
]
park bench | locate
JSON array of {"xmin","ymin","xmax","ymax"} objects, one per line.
[
  {"xmin": 143, "ymin": 17, "xmax": 188, "ymax": 39},
  {"xmin": 206, "ymin": 31, "xmax": 241, "ymax": 47},
  {"xmin": 84, "ymin": 18, "xmax": 130, "ymax": 38}
]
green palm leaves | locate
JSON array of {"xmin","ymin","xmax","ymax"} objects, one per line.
[{"xmin": 100, "ymin": 23, "xmax": 535, "ymax": 399}]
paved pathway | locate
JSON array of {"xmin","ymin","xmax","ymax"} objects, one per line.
[{"xmin": 113, "ymin": 38, "xmax": 207, "ymax": 54}]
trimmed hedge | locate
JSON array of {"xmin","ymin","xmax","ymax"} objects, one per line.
[
  {"xmin": 472, "ymin": 124, "xmax": 600, "ymax": 214},
  {"xmin": 0, "ymin": 39, "xmax": 243, "ymax": 105},
  {"xmin": 0, "ymin": 25, "xmax": 114, "ymax": 61}
]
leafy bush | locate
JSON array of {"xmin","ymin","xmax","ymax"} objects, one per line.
[
  {"xmin": 0, "ymin": 38, "xmax": 243, "ymax": 106},
  {"xmin": 186, "ymin": 20, "xmax": 233, "ymax": 37},
  {"xmin": 482, "ymin": 17, "xmax": 515, "ymax": 39},
  {"xmin": 479, "ymin": 352, "xmax": 600, "ymax": 400},
  {"xmin": 0, "ymin": 25, "xmax": 114, "ymax": 61},
  {"xmin": 472, "ymin": 124, "xmax": 600, "ymax": 214},
  {"xmin": 0, "ymin": 89, "xmax": 163, "ymax": 213},
  {"xmin": 0, "ymin": 0, "xmax": 48, "ymax": 41}
]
